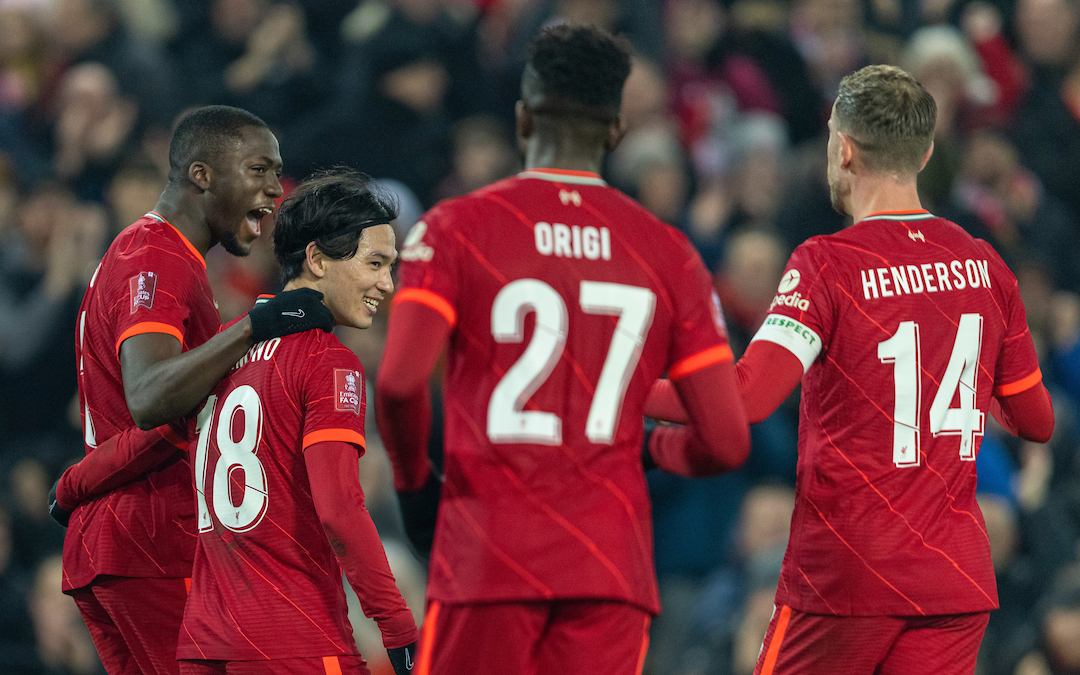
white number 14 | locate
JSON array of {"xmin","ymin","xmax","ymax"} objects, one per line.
[{"xmin": 877, "ymin": 313, "xmax": 985, "ymax": 467}]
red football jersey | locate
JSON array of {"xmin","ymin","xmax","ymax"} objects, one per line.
[
  {"xmin": 64, "ymin": 212, "xmax": 219, "ymax": 591},
  {"xmin": 177, "ymin": 329, "xmax": 371, "ymax": 661},
  {"xmin": 753, "ymin": 210, "xmax": 1041, "ymax": 616},
  {"xmin": 394, "ymin": 168, "xmax": 731, "ymax": 613}
]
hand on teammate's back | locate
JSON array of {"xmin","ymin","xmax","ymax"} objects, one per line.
[{"xmin": 248, "ymin": 288, "xmax": 334, "ymax": 343}]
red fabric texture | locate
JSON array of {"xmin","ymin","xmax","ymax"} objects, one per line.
[
  {"xmin": 306, "ymin": 441, "xmax": 419, "ymax": 649},
  {"xmin": 377, "ymin": 170, "xmax": 740, "ymax": 614},
  {"xmin": 990, "ymin": 383, "xmax": 1054, "ymax": 442},
  {"xmin": 177, "ymin": 329, "xmax": 413, "ymax": 661},
  {"xmin": 65, "ymin": 214, "xmax": 219, "ymax": 591}
]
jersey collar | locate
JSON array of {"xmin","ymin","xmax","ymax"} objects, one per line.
[
  {"xmin": 860, "ymin": 209, "xmax": 935, "ymax": 223},
  {"xmin": 146, "ymin": 211, "xmax": 206, "ymax": 268},
  {"xmin": 518, "ymin": 168, "xmax": 607, "ymax": 186}
]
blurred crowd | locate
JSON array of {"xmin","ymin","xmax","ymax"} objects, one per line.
[{"xmin": 0, "ymin": 0, "xmax": 1078, "ymax": 673}]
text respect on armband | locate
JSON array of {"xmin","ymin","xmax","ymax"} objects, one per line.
[
  {"xmin": 859, "ymin": 259, "xmax": 991, "ymax": 301},
  {"xmin": 534, "ymin": 222, "xmax": 611, "ymax": 260}
]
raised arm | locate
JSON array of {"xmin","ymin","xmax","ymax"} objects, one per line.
[{"xmin": 121, "ymin": 288, "xmax": 332, "ymax": 429}]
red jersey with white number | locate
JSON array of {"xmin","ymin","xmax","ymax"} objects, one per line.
[
  {"xmin": 752, "ymin": 211, "xmax": 1041, "ymax": 616},
  {"xmin": 64, "ymin": 212, "xmax": 218, "ymax": 591},
  {"xmin": 394, "ymin": 169, "xmax": 731, "ymax": 613},
  {"xmin": 177, "ymin": 328, "xmax": 369, "ymax": 661}
]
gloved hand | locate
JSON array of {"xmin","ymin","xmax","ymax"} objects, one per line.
[
  {"xmin": 396, "ymin": 472, "xmax": 441, "ymax": 561},
  {"xmin": 49, "ymin": 472, "xmax": 73, "ymax": 528},
  {"xmin": 387, "ymin": 641, "xmax": 418, "ymax": 675},
  {"xmin": 248, "ymin": 288, "xmax": 334, "ymax": 344}
]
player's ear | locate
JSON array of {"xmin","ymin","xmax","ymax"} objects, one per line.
[
  {"xmin": 919, "ymin": 140, "xmax": 934, "ymax": 171},
  {"xmin": 188, "ymin": 161, "xmax": 211, "ymax": 191},
  {"xmin": 304, "ymin": 241, "xmax": 327, "ymax": 279},
  {"xmin": 838, "ymin": 131, "xmax": 856, "ymax": 171},
  {"xmin": 605, "ymin": 114, "xmax": 627, "ymax": 152}
]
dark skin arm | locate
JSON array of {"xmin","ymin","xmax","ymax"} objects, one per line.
[{"xmin": 121, "ymin": 318, "xmax": 254, "ymax": 430}]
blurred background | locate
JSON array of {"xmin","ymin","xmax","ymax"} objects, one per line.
[{"xmin": 0, "ymin": 0, "xmax": 1078, "ymax": 673}]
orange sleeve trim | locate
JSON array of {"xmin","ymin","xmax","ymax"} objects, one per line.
[
  {"xmin": 416, "ymin": 601, "xmax": 441, "ymax": 675},
  {"xmin": 759, "ymin": 605, "xmax": 792, "ymax": 675},
  {"xmin": 322, "ymin": 656, "xmax": 343, "ymax": 675},
  {"xmin": 302, "ymin": 429, "xmax": 366, "ymax": 451},
  {"xmin": 115, "ymin": 322, "xmax": 184, "ymax": 356},
  {"xmin": 669, "ymin": 344, "xmax": 734, "ymax": 381},
  {"xmin": 161, "ymin": 219, "xmax": 206, "ymax": 268},
  {"xmin": 994, "ymin": 368, "xmax": 1043, "ymax": 397},
  {"xmin": 184, "ymin": 578, "xmax": 192, "ymax": 594},
  {"xmin": 159, "ymin": 424, "xmax": 188, "ymax": 451},
  {"xmin": 393, "ymin": 288, "xmax": 457, "ymax": 328}
]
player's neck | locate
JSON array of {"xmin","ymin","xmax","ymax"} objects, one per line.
[
  {"xmin": 153, "ymin": 186, "xmax": 213, "ymax": 255},
  {"xmin": 847, "ymin": 175, "xmax": 924, "ymax": 223},
  {"xmin": 524, "ymin": 139, "xmax": 605, "ymax": 175}
]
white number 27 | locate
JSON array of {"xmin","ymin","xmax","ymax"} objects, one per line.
[
  {"xmin": 877, "ymin": 313, "xmax": 985, "ymax": 467},
  {"xmin": 487, "ymin": 279, "xmax": 656, "ymax": 445}
]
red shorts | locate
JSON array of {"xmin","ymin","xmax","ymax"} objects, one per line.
[
  {"xmin": 71, "ymin": 576, "xmax": 190, "ymax": 675},
  {"xmin": 416, "ymin": 600, "xmax": 651, "ymax": 675},
  {"xmin": 178, "ymin": 655, "xmax": 369, "ymax": 675},
  {"xmin": 753, "ymin": 605, "xmax": 990, "ymax": 675}
]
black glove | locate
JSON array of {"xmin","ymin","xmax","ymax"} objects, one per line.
[
  {"xmin": 248, "ymin": 288, "xmax": 334, "ymax": 344},
  {"xmin": 397, "ymin": 473, "xmax": 441, "ymax": 561},
  {"xmin": 642, "ymin": 419, "xmax": 658, "ymax": 471},
  {"xmin": 49, "ymin": 473, "xmax": 73, "ymax": 528},
  {"xmin": 386, "ymin": 641, "xmax": 418, "ymax": 675}
]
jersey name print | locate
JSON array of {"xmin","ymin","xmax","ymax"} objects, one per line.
[
  {"xmin": 753, "ymin": 211, "xmax": 1041, "ymax": 616},
  {"xmin": 64, "ymin": 212, "xmax": 219, "ymax": 591},
  {"xmin": 394, "ymin": 169, "xmax": 731, "ymax": 613}
]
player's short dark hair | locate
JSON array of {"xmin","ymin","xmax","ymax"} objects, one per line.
[
  {"xmin": 521, "ymin": 24, "xmax": 633, "ymax": 124},
  {"xmin": 168, "ymin": 105, "xmax": 269, "ymax": 183},
  {"xmin": 274, "ymin": 168, "xmax": 399, "ymax": 283},
  {"xmin": 834, "ymin": 65, "xmax": 936, "ymax": 176}
]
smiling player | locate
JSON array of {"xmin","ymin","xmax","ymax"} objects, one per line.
[
  {"xmin": 176, "ymin": 169, "xmax": 418, "ymax": 675},
  {"xmin": 58, "ymin": 106, "xmax": 332, "ymax": 675}
]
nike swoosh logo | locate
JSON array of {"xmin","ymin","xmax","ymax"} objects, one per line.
[
  {"xmin": 282, "ymin": 309, "xmax": 305, "ymax": 318},
  {"xmin": 405, "ymin": 648, "xmax": 413, "ymax": 670}
]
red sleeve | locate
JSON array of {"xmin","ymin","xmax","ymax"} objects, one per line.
[
  {"xmin": 305, "ymin": 441, "xmax": 418, "ymax": 649},
  {"xmin": 643, "ymin": 339, "xmax": 804, "ymax": 427},
  {"xmin": 375, "ymin": 299, "xmax": 452, "ymax": 491},
  {"xmin": 991, "ymin": 382, "xmax": 1055, "ymax": 443},
  {"xmin": 56, "ymin": 424, "xmax": 187, "ymax": 510},
  {"xmin": 646, "ymin": 360, "xmax": 750, "ymax": 477},
  {"xmin": 735, "ymin": 340, "xmax": 805, "ymax": 424}
]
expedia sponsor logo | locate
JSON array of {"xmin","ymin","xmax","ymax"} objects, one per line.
[
  {"xmin": 400, "ymin": 221, "xmax": 434, "ymax": 262},
  {"xmin": 770, "ymin": 291, "xmax": 810, "ymax": 312}
]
